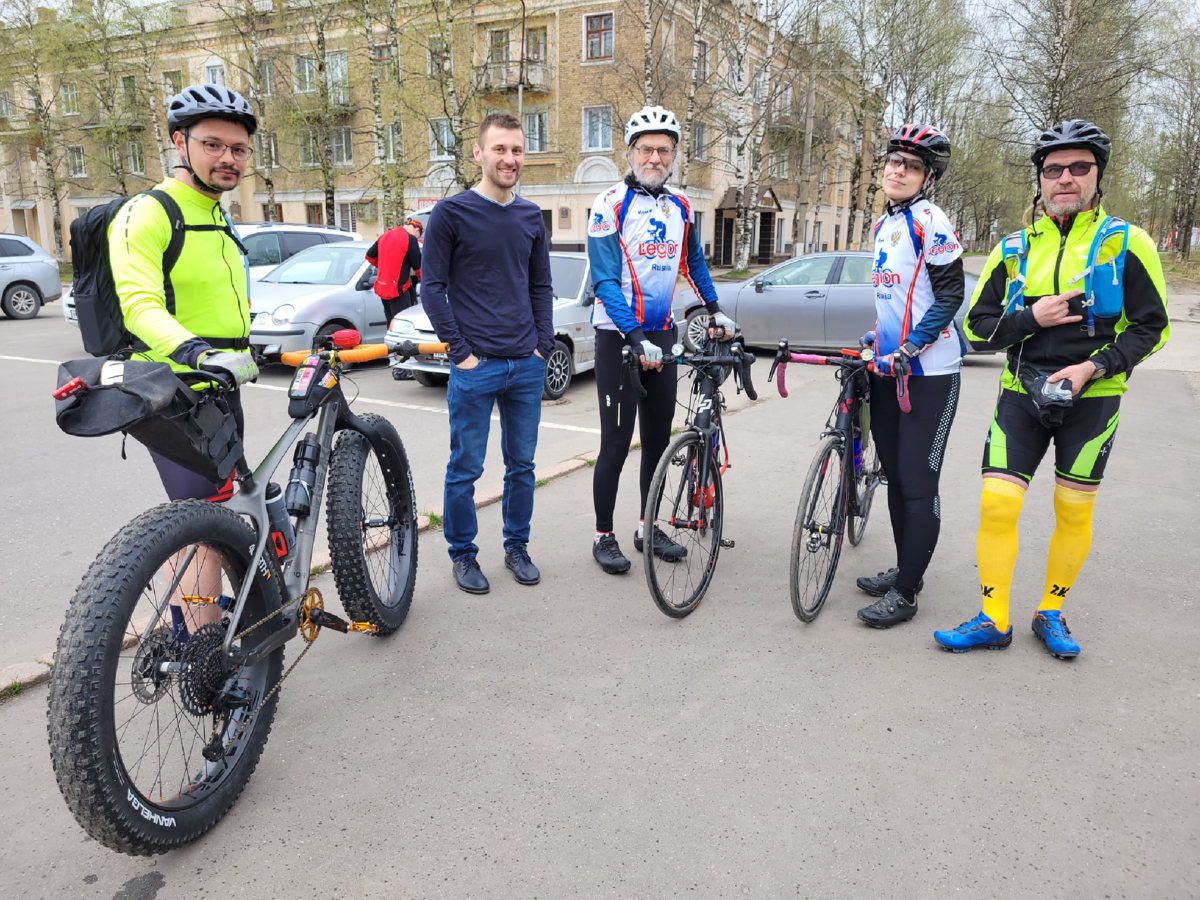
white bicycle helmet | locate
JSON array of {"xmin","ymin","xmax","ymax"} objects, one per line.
[{"xmin": 624, "ymin": 105, "xmax": 682, "ymax": 145}]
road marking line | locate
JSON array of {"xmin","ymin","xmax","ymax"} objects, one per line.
[{"xmin": 0, "ymin": 355, "xmax": 60, "ymax": 365}]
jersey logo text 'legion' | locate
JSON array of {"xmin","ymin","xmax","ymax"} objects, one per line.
[
  {"xmin": 637, "ymin": 216, "xmax": 679, "ymax": 258},
  {"xmin": 928, "ymin": 232, "xmax": 960, "ymax": 256},
  {"xmin": 873, "ymin": 247, "xmax": 900, "ymax": 287},
  {"xmin": 588, "ymin": 210, "xmax": 614, "ymax": 236}
]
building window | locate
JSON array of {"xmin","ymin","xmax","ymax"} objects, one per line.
[
  {"xmin": 67, "ymin": 145, "xmax": 86, "ymax": 177},
  {"xmin": 752, "ymin": 71, "xmax": 766, "ymax": 105},
  {"xmin": 205, "ymin": 63, "xmax": 226, "ymax": 86},
  {"xmin": 127, "ymin": 142, "xmax": 145, "ymax": 175},
  {"xmin": 121, "ymin": 75, "xmax": 138, "ymax": 111},
  {"xmin": 526, "ymin": 27, "xmax": 547, "ymax": 61},
  {"xmin": 257, "ymin": 58, "xmax": 274, "ymax": 97},
  {"xmin": 299, "ymin": 129, "xmax": 319, "ymax": 167},
  {"xmin": 370, "ymin": 44, "xmax": 396, "ymax": 83},
  {"xmin": 696, "ymin": 40, "xmax": 709, "ymax": 81},
  {"xmin": 775, "ymin": 85, "xmax": 792, "ymax": 116},
  {"xmin": 162, "ymin": 70, "xmax": 182, "ymax": 100},
  {"xmin": 105, "ymin": 144, "xmax": 119, "ymax": 170},
  {"xmin": 430, "ymin": 118, "xmax": 454, "ymax": 159},
  {"xmin": 255, "ymin": 131, "xmax": 279, "ymax": 169},
  {"xmin": 725, "ymin": 136, "xmax": 736, "ymax": 172},
  {"xmin": 305, "ymin": 203, "xmax": 323, "ymax": 225},
  {"xmin": 488, "ymin": 29, "xmax": 510, "ymax": 63},
  {"xmin": 376, "ymin": 123, "xmax": 400, "ymax": 162},
  {"xmin": 262, "ymin": 203, "xmax": 283, "ymax": 222},
  {"xmin": 525, "ymin": 110, "xmax": 547, "ymax": 153},
  {"xmin": 336, "ymin": 202, "xmax": 357, "ymax": 232},
  {"xmin": 327, "ymin": 51, "xmax": 349, "ymax": 105},
  {"xmin": 294, "ymin": 55, "xmax": 316, "ymax": 94},
  {"xmin": 582, "ymin": 105, "xmax": 611, "ymax": 151},
  {"xmin": 59, "ymin": 82, "xmax": 79, "ymax": 116},
  {"xmin": 428, "ymin": 37, "xmax": 450, "ymax": 75},
  {"xmin": 585, "ymin": 14, "xmax": 613, "ymax": 61},
  {"xmin": 692, "ymin": 121, "xmax": 708, "ymax": 160},
  {"xmin": 769, "ymin": 148, "xmax": 788, "ymax": 179},
  {"xmin": 693, "ymin": 210, "xmax": 704, "ymax": 247},
  {"xmin": 776, "ymin": 218, "xmax": 785, "ymax": 254},
  {"xmin": 0, "ymin": 91, "xmax": 10, "ymax": 118},
  {"xmin": 332, "ymin": 126, "xmax": 353, "ymax": 166}
]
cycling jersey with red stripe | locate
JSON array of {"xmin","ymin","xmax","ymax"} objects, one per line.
[
  {"xmin": 871, "ymin": 199, "xmax": 964, "ymax": 376},
  {"xmin": 587, "ymin": 180, "xmax": 719, "ymax": 334}
]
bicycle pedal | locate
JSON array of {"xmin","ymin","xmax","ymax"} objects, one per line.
[{"xmin": 720, "ymin": 538, "xmax": 735, "ymax": 548}]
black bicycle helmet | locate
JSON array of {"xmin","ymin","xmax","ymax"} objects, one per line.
[
  {"xmin": 1031, "ymin": 119, "xmax": 1110, "ymax": 176},
  {"xmin": 888, "ymin": 123, "xmax": 951, "ymax": 180},
  {"xmin": 167, "ymin": 83, "xmax": 257, "ymax": 138}
]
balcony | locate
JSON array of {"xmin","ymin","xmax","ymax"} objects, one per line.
[{"xmin": 475, "ymin": 60, "xmax": 551, "ymax": 95}]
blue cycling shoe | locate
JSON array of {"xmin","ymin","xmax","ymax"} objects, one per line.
[
  {"xmin": 933, "ymin": 612, "xmax": 1013, "ymax": 652},
  {"xmin": 1032, "ymin": 609, "xmax": 1080, "ymax": 659}
]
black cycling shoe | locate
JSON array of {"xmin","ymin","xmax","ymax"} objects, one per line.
[
  {"xmin": 391, "ymin": 367, "xmax": 414, "ymax": 381},
  {"xmin": 453, "ymin": 555, "xmax": 490, "ymax": 594},
  {"xmin": 504, "ymin": 546, "xmax": 541, "ymax": 585},
  {"xmin": 855, "ymin": 567, "xmax": 924, "ymax": 597},
  {"xmin": 634, "ymin": 526, "xmax": 687, "ymax": 563},
  {"xmin": 593, "ymin": 533, "xmax": 631, "ymax": 574},
  {"xmin": 857, "ymin": 588, "xmax": 917, "ymax": 628}
]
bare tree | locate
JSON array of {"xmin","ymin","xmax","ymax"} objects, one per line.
[{"xmin": 117, "ymin": 0, "xmax": 173, "ymax": 181}]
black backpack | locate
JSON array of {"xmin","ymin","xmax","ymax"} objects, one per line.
[{"xmin": 70, "ymin": 189, "xmax": 249, "ymax": 358}]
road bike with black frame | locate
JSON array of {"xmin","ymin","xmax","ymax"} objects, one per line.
[
  {"xmin": 769, "ymin": 339, "xmax": 885, "ymax": 622},
  {"xmin": 625, "ymin": 330, "xmax": 757, "ymax": 618},
  {"xmin": 46, "ymin": 333, "xmax": 446, "ymax": 856}
]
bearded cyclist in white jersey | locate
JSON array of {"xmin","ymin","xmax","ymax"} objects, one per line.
[
  {"xmin": 854, "ymin": 124, "xmax": 967, "ymax": 628},
  {"xmin": 586, "ymin": 105, "xmax": 735, "ymax": 574}
]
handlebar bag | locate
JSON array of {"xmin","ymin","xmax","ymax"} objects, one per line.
[{"xmin": 55, "ymin": 359, "xmax": 243, "ymax": 483}]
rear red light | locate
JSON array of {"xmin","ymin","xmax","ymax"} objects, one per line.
[
  {"xmin": 53, "ymin": 377, "xmax": 86, "ymax": 400},
  {"xmin": 332, "ymin": 329, "xmax": 361, "ymax": 349}
]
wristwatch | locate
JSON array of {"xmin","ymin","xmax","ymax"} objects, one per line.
[
  {"xmin": 899, "ymin": 340, "xmax": 920, "ymax": 358},
  {"xmin": 1089, "ymin": 361, "xmax": 1106, "ymax": 380}
]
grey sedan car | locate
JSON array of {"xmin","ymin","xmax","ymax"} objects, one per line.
[
  {"xmin": 1, "ymin": 233, "xmax": 62, "ymax": 319},
  {"xmin": 679, "ymin": 251, "xmax": 978, "ymax": 352},
  {"xmin": 248, "ymin": 241, "xmax": 386, "ymax": 358},
  {"xmin": 385, "ymin": 251, "xmax": 697, "ymax": 400}
]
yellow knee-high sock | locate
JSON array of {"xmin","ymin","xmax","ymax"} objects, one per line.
[
  {"xmin": 1038, "ymin": 484, "xmax": 1097, "ymax": 611},
  {"xmin": 977, "ymin": 478, "xmax": 1026, "ymax": 632}
]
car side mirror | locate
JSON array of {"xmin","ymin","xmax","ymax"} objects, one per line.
[
  {"xmin": 356, "ymin": 267, "xmax": 377, "ymax": 291},
  {"xmin": 582, "ymin": 286, "xmax": 595, "ymax": 307},
  {"xmin": 754, "ymin": 278, "xmax": 765, "ymax": 293}
]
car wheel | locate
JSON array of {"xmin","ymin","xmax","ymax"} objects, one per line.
[
  {"xmin": 542, "ymin": 340, "xmax": 573, "ymax": 400},
  {"xmin": 683, "ymin": 308, "xmax": 709, "ymax": 352},
  {"xmin": 312, "ymin": 323, "xmax": 345, "ymax": 352},
  {"xmin": 412, "ymin": 370, "xmax": 449, "ymax": 388},
  {"xmin": 2, "ymin": 284, "xmax": 42, "ymax": 320}
]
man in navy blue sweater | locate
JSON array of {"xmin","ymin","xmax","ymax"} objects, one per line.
[{"xmin": 422, "ymin": 113, "xmax": 554, "ymax": 594}]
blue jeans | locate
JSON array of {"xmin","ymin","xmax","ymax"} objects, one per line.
[{"xmin": 444, "ymin": 353, "xmax": 545, "ymax": 560}]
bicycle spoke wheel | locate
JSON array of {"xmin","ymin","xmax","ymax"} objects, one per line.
[
  {"xmin": 327, "ymin": 413, "xmax": 418, "ymax": 635},
  {"xmin": 848, "ymin": 437, "xmax": 883, "ymax": 546},
  {"xmin": 644, "ymin": 431, "xmax": 723, "ymax": 618},
  {"xmin": 47, "ymin": 501, "xmax": 284, "ymax": 855},
  {"xmin": 790, "ymin": 434, "xmax": 847, "ymax": 621}
]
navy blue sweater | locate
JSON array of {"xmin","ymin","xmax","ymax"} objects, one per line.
[{"xmin": 421, "ymin": 189, "xmax": 554, "ymax": 364}]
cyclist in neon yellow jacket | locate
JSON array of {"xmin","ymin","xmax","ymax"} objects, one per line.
[
  {"xmin": 934, "ymin": 120, "xmax": 1170, "ymax": 658},
  {"xmin": 109, "ymin": 83, "xmax": 260, "ymax": 642}
]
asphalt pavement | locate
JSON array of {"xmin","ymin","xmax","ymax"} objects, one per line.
[{"xmin": 1, "ymin": 310, "xmax": 1198, "ymax": 898}]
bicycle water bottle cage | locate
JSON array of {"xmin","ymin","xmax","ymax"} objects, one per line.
[
  {"xmin": 1066, "ymin": 216, "xmax": 1128, "ymax": 337},
  {"xmin": 1001, "ymin": 229, "xmax": 1029, "ymax": 315}
]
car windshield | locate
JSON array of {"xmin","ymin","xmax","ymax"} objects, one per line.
[
  {"xmin": 550, "ymin": 256, "xmax": 587, "ymax": 299},
  {"xmin": 262, "ymin": 245, "xmax": 363, "ymax": 285}
]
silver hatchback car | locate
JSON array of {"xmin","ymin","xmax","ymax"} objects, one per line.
[{"xmin": 1, "ymin": 233, "xmax": 62, "ymax": 319}]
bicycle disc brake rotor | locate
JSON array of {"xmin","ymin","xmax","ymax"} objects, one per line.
[
  {"xmin": 130, "ymin": 632, "xmax": 175, "ymax": 704},
  {"xmin": 179, "ymin": 622, "xmax": 230, "ymax": 716}
]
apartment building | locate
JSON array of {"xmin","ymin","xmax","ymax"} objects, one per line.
[{"xmin": 0, "ymin": 0, "xmax": 878, "ymax": 264}]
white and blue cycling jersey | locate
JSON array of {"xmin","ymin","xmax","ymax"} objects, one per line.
[
  {"xmin": 587, "ymin": 179, "xmax": 720, "ymax": 335},
  {"xmin": 872, "ymin": 198, "xmax": 965, "ymax": 376}
]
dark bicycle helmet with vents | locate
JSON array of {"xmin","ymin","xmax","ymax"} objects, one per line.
[
  {"xmin": 167, "ymin": 83, "xmax": 257, "ymax": 138},
  {"xmin": 1031, "ymin": 119, "xmax": 1110, "ymax": 176},
  {"xmin": 887, "ymin": 123, "xmax": 951, "ymax": 180}
]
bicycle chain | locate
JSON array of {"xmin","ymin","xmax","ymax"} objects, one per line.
[{"xmin": 202, "ymin": 588, "xmax": 321, "ymax": 755}]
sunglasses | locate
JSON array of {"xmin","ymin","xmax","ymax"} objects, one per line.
[
  {"xmin": 1040, "ymin": 161, "xmax": 1098, "ymax": 180},
  {"xmin": 885, "ymin": 152, "xmax": 925, "ymax": 175}
]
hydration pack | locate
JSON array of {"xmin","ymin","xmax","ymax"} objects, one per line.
[{"xmin": 1001, "ymin": 216, "xmax": 1130, "ymax": 337}]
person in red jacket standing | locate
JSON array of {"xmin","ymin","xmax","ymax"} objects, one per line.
[{"xmin": 366, "ymin": 216, "xmax": 423, "ymax": 379}]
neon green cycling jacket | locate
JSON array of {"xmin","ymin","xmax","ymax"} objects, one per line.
[
  {"xmin": 964, "ymin": 205, "xmax": 1170, "ymax": 398},
  {"xmin": 108, "ymin": 178, "xmax": 250, "ymax": 372}
]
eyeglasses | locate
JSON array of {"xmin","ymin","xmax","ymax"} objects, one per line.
[
  {"xmin": 189, "ymin": 136, "xmax": 253, "ymax": 161},
  {"xmin": 1040, "ymin": 161, "xmax": 1098, "ymax": 180},
  {"xmin": 885, "ymin": 152, "xmax": 925, "ymax": 175},
  {"xmin": 633, "ymin": 145, "xmax": 675, "ymax": 160}
]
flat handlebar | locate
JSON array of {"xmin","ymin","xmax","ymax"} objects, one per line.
[{"xmin": 280, "ymin": 341, "xmax": 449, "ymax": 368}]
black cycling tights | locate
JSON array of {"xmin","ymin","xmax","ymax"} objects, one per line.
[
  {"xmin": 868, "ymin": 371, "xmax": 960, "ymax": 600},
  {"xmin": 593, "ymin": 328, "xmax": 677, "ymax": 534}
]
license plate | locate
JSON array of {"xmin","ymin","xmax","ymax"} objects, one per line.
[{"xmin": 430, "ymin": 353, "xmax": 447, "ymax": 361}]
